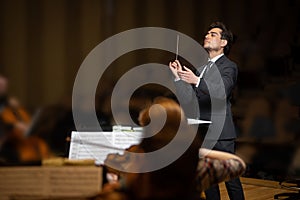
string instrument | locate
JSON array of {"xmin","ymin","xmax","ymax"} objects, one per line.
[
  {"xmin": 0, "ymin": 97, "xmax": 53, "ymax": 164},
  {"xmin": 0, "ymin": 97, "xmax": 31, "ymax": 137}
]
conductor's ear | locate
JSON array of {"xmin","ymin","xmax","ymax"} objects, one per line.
[{"xmin": 221, "ymin": 39, "xmax": 227, "ymax": 48}]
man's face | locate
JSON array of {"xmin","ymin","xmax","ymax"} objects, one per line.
[{"xmin": 203, "ymin": 28, "xmax": 225, "ymax": 52}]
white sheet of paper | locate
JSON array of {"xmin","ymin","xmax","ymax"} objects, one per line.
[
  {"xmin": 187, "ymin": 118, "xmax": 212, "ymax": 125},
  {"xmin": 69, "ymin": 131, "xmax": 143, "ymax": 165},
  {"xmin": 0, "ymin": 166, "xmax": 102, "ymax": 200}
]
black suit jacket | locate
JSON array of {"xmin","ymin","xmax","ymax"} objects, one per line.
[{"xmin": 174, "ymin": 55, "xmax": 238, "ymax": 140}]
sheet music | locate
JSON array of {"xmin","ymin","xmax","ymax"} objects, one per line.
[
  {"xmin": 0, "ymin": 166, "xmax": 102, "ymax": 200},
  {"xmin": 69, "ymin": 131, "xmax": 143, "ymax": 165}
]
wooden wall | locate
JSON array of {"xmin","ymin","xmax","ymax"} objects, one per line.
[{"xmin": 0, "ymin": 0, "xmax": 298, "ymax": 113}]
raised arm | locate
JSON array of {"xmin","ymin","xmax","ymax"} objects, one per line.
[{"xmin": 196, "ymin": 148, "xmax": 246, "ymax": 191}]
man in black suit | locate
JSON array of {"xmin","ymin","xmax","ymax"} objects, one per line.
[{"xmin": 169, "ymin": 22, "xmax": 244, "ymax": 200}]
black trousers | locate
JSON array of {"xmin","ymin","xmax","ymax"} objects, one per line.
[{"xmin": 204, "ymin": 139, "xmax": 245, "ymax": 200}]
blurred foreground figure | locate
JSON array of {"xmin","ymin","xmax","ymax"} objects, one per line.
[
  {"xmin": 0, "ymin": 74, "xmax": 51, "ymax": 165},
  {"xmin": 0, "ymin": 74, "xmax": 31, "ymax": 140},
  {"xmin": 94, "ymin": 97, "xmax": 245, "ymax": 200}
]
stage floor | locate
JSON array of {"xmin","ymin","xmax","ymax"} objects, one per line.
[{"xmin": 219, "ymin": 177, "xmax": 298, "ymax": 200}]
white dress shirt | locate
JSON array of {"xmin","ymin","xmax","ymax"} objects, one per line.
[{"xmin": 195, "ymin": 53, "xmax": 224, "ymax": 87}]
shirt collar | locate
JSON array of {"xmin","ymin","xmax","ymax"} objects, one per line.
[{"xmin": 209, "ymin": 53, "xmax": 224, "ymax": 63}]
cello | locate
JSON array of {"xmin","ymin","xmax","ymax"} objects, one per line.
[{"xmin": 0, "ymin": 96, "xmax": 31, "ymax": 137}]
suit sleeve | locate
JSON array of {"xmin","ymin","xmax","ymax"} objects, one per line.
[
  {"xmin": 174, "ymin": 80, "xmax": 200, "ymax": 118},
  {"xmin": 174, "ymin": 80, "xmax": 195, "ymax": 104},
  {"xmin": 195, "ymin": 61, "xmax": 237, "ymax": 101}
]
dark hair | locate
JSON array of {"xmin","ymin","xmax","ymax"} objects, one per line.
[
  {"xmin": 208, "ymin": 22, "xmax": 234, "ymax": 55},
  {"xmin": 138, "ymin": 97, "xmax": 201, "ymax": 194}
]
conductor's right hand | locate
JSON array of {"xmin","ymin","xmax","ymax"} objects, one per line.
[{"xmin": 169, "ymin": 60, "xmax": 183, "ymax": 80}]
